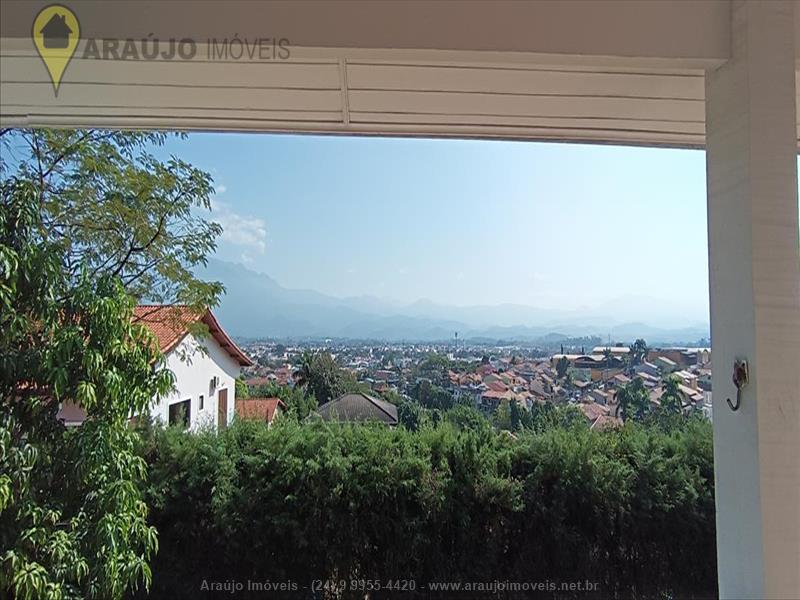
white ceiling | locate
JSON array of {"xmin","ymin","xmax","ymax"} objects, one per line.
[
  {"xmin": 1, "ymin": 1, "xmax": 798, "ymax": 148},
  {"xmin": 0, "ymin": 43, "xmax": 710, "ymax": 148}
]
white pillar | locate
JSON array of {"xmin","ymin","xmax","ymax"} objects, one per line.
[{"xmin": 705, "ymin": 1, "xmax": 800, "ymax": 598}]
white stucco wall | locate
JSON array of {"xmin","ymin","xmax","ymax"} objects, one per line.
[{"xmin": 150, "ymin": 332, "xmax": 240, "ymax": 431}]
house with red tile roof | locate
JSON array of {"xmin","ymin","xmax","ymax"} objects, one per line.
[
  {"xmin": 578, "ymin": 400, "xmax": 622, "ymax": 431},
  {"xmin": 133, "ymin": 305, "xmax": 253, "ymax": 430},
  {"xmin": 481, "ymin": 388, "xmax": 514, "ymax": 407},
  {"xmin": 58, "ymin": 305, "xmax": 252, "ymax": 430},
  {"xmin": 235, "ymin": 397, "xmax": 286, "ymax": 426},
  {"xmin": 485, "ymin": 380, "xmax": 508, "ymax": 393}
]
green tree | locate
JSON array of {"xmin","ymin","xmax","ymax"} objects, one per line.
[
  {"xmin": 1, "ymin": 129, "xmax": 223, "ymax": 310},
  {"xmin": 414, "ymin": 353, "xmax": 451, "ymax": 386},
  {"xmin": 235, "ymin": 376, "xmax": 249, "ymax": 400},
  {"xmin": 629, "ymin": 338, "xmax": 649, "ymax": 368},
  {"xmin": 379, "ymin": 389, "xmax": 404, "ymax": 406},
  {"xmin": 444, "ymin": 404, "xmax": 492, "ymax": 433},
  {"xmin": 292, "ymin": 350, "xmax": 315, "ymax": 389},
  {"xmin": 0, "ymin": 181, "xmax": 172, "ymax": 599},
  {"xmin": 493, "ymin": 400, "xmax": 513, "ymax": 430},
  {"xmin": 661, "ymin": 375, "xmax": 684, "ymax": 414},
  {"xmin": 614, "ymin": 377, "xmax": 651, "ymax": 422},
  {"xmin": 555, "ymin": 356, "xmax": 570, "ymax": 379},
  {"xmin": 295, "ymin": 351, "xmax": 363, "ymax": 405},
  {"xmin": 412, "ymin": 380, "xmax": 455, "ymax": 410},
  {"xmin": 397, "ymin": 400, "xmax": 426, "ymax": 432},
  {"xmin": 249, "ymin": 381, "xmax": 317, "ymax": 420},
  {"xmin": 509, "ymin": 399, "xmax": 523, "ymax": 431}
]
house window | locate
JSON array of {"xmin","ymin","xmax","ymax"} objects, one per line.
[
  {"xmin": 168, "ymin": 399, "xmax": 191, "ymax": 428},
  {"xmin": 199, "ymin": 394, "xmax": 204, "ymax": 410}
]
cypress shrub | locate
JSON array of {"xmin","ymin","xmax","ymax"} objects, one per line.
[{"xmin": 137, "ymin": 416, "xmax": 716, "ymax": 599}]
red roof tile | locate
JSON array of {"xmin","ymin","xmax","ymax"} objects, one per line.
[
  {"xmin": 133, "ymin": 305, "xmax": 253, "ymax": 366},
  {"xmin": 486, "ymin": 380, "xmax": 508, "ymax": 393},
  {"xmin": 579, "ymin": 401, "xmax": 610, "ymax": 421},
  {"xmin": 235, "ymin": 397, "xmax": 286, "ymax": 423},
  {"xmin": 482, "ymin": 389, "xmax": 513, "ymax": 400}
]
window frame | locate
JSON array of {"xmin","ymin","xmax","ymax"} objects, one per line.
[{"xmin": 168, "ymin": 398, "xmax": 191, "ymax": 429}]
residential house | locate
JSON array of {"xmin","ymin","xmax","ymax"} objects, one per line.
[
  {"xmin": 637, "ymin": 371, "xmax": 661, "ymax": 388},
  {"xmin": 696, "ymin": 368, "xmax": 713, "ymax": 391},
  {"xmin": 57, "ymin": 304, "xmax": 252, "ymax": 431},
  {"xmin": 135, "ymin": 305, "xmax": 253, "ymax": 430},
  {"xmin": 235, "ymin": 397, "xmax": 286, "ymax": 426},
  {"xmin": 654, "ymin": 355, "xmax": 679, "ymax": 373},
  {"xmin": 649, "ymin": 347, "xmax": 711, "ymax": 368},
  {"xmin": 673, "ymin": 369, "xmax": 699, "ymax": 389},
  {"xmin": 588, "ymin": 388, "xmax": 612, "ymax": 406},
  {"xmin": 315, "ymin": 392, "xmax": 398, "ymax": 425},
  {"xmin": 592, "ymin": 346, "xmax": 631, "ymax": 358},
  {"xmin": 612, "ymin": 373, "xmax": 632, "ymax": 387},
  {"xmin": 635, "ymin": 361, "xmax": 661, "ymax": 378},
  {"xmin": 578, "ymin": 400, "xmax": 621, "ymax": 430}
]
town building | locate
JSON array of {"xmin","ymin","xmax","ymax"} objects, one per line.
[
  {"xmin": 133, "ymin": 305, "xmax": 253, "ymax": 430},
  {"xmin": 235, "ymin": 397, "xmax": 286, "ymax": 426},
  {"xmin": 57, "ymin": 305, "xmax": 252, "ymax": 430},
  {"xmin": 315, "ymin": 392, "xmax": 399, "ymax": 425}
]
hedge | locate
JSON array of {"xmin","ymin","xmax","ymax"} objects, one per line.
[{"xmin": 135, "ymin": 416, "xmax": 716, "ymax": 599}]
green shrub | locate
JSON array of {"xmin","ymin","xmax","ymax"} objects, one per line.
[{"xmin": 140, "ymin": 417, "xmax": 716, "ymax": 599}]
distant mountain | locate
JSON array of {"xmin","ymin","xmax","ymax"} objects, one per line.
[{"xmin": 198, "ymin": 259, "xmax": 709, "ymax": 343}]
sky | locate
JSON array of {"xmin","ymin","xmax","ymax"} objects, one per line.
[{"xmin": 158, "ymin": 133, "xmax": 711, "ymax": 320}]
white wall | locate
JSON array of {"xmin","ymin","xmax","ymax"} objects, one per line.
[
  {"xmin": 151, "ymin": 332, "xmax": 240, "ymax": 431},
  {"xmin": 705, "ymin": 2, "xmax": 799, "ymax": 596}
]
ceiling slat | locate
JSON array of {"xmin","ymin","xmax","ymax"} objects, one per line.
[
  {"xmin": 2, "ymin": 82, "xmax": 342, "ymax": 112},
  {"xmin": 347, "ymin": 64, "xmax": 704, "ymax": 100},
  {"xmin": 348, "ymin": 89, "xmax": 704, "ymax": 122},
  {"xmin": 0, "ymin": 56, "xmax": 341, "ymax": 88},
  {"xmin": 350, "ymin": 111, "xmax": 705, "ymax": 135}
]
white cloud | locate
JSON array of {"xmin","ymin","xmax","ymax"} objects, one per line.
[
  {"xmin": 210, "ymin": 199, "xmax": 267, "ymax": 255},
  {"xmin": 215, "ymin": 184, "xmax": 227, "ymax": 194}
]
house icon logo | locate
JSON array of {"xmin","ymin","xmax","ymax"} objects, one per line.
[
  {"xmin": 32, "ymin": 4, "xmax": 81, "ymax": 95},
  {"xmin": 40, "ymin": 12, "xmax": 73, "ymax": 48}
]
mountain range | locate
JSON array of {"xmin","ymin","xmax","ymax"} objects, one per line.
[{"xmin": 198, "ymin": 259, "xmax": 710, "ymax": 344}]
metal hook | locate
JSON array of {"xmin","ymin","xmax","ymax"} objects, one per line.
[{"xmin": 727, "ymin": 359, "xmax": 749, "ymax": 412}]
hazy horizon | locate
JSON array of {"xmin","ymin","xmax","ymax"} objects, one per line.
[
  {"xmin": 208, "ymin": 256, "xmax": 708, "ymax": 328},
  {"xmin": 157, "ymin": 132, "xmax": 711, "ymax": 325}
]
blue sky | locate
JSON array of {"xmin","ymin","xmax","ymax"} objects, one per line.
[{"xmin": 160, "ymin": 133, "xmax": 710, "ymax": 321}]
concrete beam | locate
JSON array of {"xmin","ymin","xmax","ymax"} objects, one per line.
[{"xmin": 705, "ymin": 1, "xmax": 800, "ymax": 598}]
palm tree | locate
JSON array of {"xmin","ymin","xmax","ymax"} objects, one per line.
[
  {"xmin": 602, "ymin": 347, "xmax": 613, "ymax": 382},
  {"xmin": 615, "ymin": 382, "xmax": 633, "ymax": 421},
  {"xmin": 615, "ymin": 378, "xmax": 649, "ymax": 422},
  {"xmin": 293, "ymin": 350, "xmax": 315, "ymax": 389},
  {"xmin": 630, "ymin": 338, "xmax": 648, "ymax": 367},
  {"xmin": 660, "ymin": 375, "xmax": 683, "ymax": 413}
]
